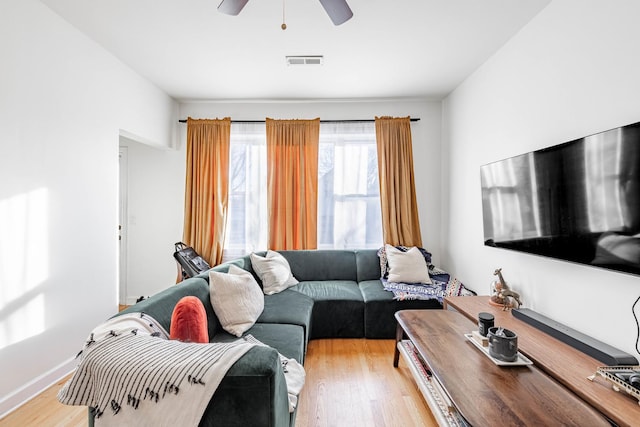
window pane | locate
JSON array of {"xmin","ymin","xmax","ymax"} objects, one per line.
[
  {"xmin": 224, "ymin": 123, "xmax": 267, "ymax": 261},
  {"xmin": 318, "ymin": 122, "xmax": 382, "ymax": 249},
  {"xmin": 224, "ymin": 121, "xmax": 383, "ymax": 258}
]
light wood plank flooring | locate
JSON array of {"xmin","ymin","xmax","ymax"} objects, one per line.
[
  {"xmin": 0, "ymin": 339, "xmax": 436, "ymax": 427},
  {"xmin": 297, "ymin": 339, "xmax": 436, "ymax": 427},
  {"xmin": 0, "ymin": 376, "xmax": 86, "ymax": 427}
]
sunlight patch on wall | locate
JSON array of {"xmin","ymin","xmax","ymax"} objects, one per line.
[
  {"xmin": 0, "ymin": 188, "xmax": 49, "ymax": 350},
  {"xmin": 0, "ymin": 294, "xmax": 45, "ymax": 350}
]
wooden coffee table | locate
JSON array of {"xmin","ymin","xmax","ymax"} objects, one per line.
[{"xmin": 394, "ymin": 309, "xmax": 609, "ymax": 426}]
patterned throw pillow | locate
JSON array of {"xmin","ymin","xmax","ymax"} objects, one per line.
[
  {"xmin": 445, "ymin": 277, "xmax": 476, "ymax": 298},
  {"xmin": 169, "ymin": 296, "xmax": 209, "ymax": 343}
]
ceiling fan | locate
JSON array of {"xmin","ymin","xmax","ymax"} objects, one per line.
[{"xmin": 217, "ymin": 0, "xmax": 353, "ymax": 26}]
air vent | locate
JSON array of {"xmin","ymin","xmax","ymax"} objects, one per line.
[{"xmin": 286, "ymin": 56, "xmax": 324, "ymax": 66}]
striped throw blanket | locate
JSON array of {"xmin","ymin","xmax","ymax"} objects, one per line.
[{"xmin": 58, "ymin": 313, "xmax": 254, "ymax": 427}]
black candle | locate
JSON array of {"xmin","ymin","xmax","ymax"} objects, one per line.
[{"xmin": 478, "ymin": 312, "xmax": 494, "ymax": 337}]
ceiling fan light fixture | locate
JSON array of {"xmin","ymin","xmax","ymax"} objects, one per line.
[
  {"xmin": 218, "ymin": 0, "xmax": 249, "ymax": 16},
  {"xmin": 217, "ymin": 0, "xmax": 353, "ymax": 26},
  {"xmin": 318, "ymin": 0, "xmax": 353, "ymax": 25}
]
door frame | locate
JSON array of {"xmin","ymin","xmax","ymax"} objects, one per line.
[{"xmin": 118, "ymin": 146, "xmax": 129, "ymax": 305}]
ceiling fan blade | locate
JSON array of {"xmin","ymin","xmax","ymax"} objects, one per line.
[
  {"xmin": 318, "ymin": 0, "xmax": 353, "ymax": 25},
  {"xmin": 218, "ymin": 0, "xmax": 250, "ymax": 16}
]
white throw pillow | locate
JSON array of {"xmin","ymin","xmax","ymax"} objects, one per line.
[
  {"xmin": 209, "ymin": 265, "xmax": 264, "ymax": 337},
  {"xmin": 385, "ymin": 244, "xmax": 432, "ymax": 284},
  {"xmin": 250, "ymin": 250, "xmax": 299, "ymax": 295}
]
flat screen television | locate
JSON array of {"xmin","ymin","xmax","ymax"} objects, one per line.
[{"xmin": 481, "ymin": 121, "xmax": 640, "ymax": 276}]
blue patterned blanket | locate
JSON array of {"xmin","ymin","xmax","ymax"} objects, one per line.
[{"xmin": 378, "ymin": 246, "xmax": 474, "ymax": 301}]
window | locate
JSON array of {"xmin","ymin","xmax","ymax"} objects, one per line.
[
  {"xmin": 224, "ymin": 121, "xmax": 382, "ymax": 261},
  {"xmin": 225, "ymin": 123, "xmax": 267, "ymax": 261},
  {"xmin": 318, "ymin": 122, "xmax": 382, "ymax": 249}
]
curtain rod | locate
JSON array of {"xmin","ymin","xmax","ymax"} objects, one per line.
[{"xmin": 178, "ymin": 118, "xmax": 420, "ymax": 124}]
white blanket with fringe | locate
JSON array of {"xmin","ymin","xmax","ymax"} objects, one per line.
[{"xmin": 57, "ymin": 313, "xmax": 255, "ymax": 427}]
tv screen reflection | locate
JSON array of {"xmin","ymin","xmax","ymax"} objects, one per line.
[{"xmin": 481, "ymin": 121, "xmax": 640, "ymax": 276}]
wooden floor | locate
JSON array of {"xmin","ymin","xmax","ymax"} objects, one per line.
[
  {"xmin": 297, "ymin": 339, "xmax": 437, "ymax": 427},
  {"xmin": 0, "ymin": 339, "xmax": 436, "ymax": 427},
  {"xmin": 0, "ymin": 375, "xmax": 86, "ymax": 427}
]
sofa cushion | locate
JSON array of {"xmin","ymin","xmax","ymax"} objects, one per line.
[
  {"xmin": 359, "ymin": 279, "xmax": 442, "ymax": 338},
  {"xmin": 250, "ymin": 250, "xmax": 299, "ymax": 295},
  {"xmin": 355, "ymin": 249, "xmax": 382, "ymax": 282},
  {"xmin": 117, "ymin": 277, "xmax": 220, "ymax": 340},
  {"xmin": 279, "ymin": 250, "xmax": 358, "ymax": 281},
  {"xmin": 257, "ymin": 288, "xmax": 314, "ymax": 351},
  {"xmin": 292, "ymin": 280, "xmax": 364, "ymax": 338},
  {"xmin": 169, "ymin": 296, "xmax": 209, "ymax": 343},
  {"xmin": 209, "ymin": 265, "xmax": 265, "ymax": 337},
  {"xmin": 247, "ymin": 323, "xmax": 306, "ymax": 363},
  {"xmin": 212, "ymin": 323, "xmax": 305, "ymax": 365}
]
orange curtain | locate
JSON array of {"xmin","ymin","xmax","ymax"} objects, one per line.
[
  {"xmin": 375, "ymin": 116, "xmax": 423, "ymax": 247},
  {"xmin": 265, "ymin": 118, "xmax": 320, "ymax": 250},
  {"xmin": 182, "ymin": 117, "xmax": 231, "ymax": 267}
]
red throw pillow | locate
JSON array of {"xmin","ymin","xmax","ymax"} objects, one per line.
[{"xmin": 169, "ymin": 296, "xmax": 209, "ymax": 343}]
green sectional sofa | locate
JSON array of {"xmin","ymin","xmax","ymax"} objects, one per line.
[{"xmin": 93, "ymin": 249, "xmax": 443, "ymax": 427}]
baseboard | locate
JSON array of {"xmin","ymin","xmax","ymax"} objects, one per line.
[
  {"xmin": 0, "ymin": 357, "xmax": 78, "ymax": 419},
  {"xmin": 126, "ymin": 295, "xmax": 140, "ymax": 305}
]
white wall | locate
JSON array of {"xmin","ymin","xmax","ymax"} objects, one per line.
[
  {"xmin": 179, "ymin": 99, "xmax": 444, "ymax": 262},
  {"xmin": 0, "ymin": 0, "xmax": 176, "ymax": 415},
  {"xmin": 443, "ymin": 0, "xmax": 640, "ymax": 357}
]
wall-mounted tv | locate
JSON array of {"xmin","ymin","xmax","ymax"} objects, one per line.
[{"xmin": 481, "ymin": 121, "xmax": 640, "ymax": 276}]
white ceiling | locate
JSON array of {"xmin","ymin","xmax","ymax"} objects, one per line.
[{"xmin": 41, "ymin": 0, "xmax": 551, "ymax": 101}]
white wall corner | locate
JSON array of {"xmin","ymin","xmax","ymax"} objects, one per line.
[{"xmin": 0, "ymin": 357, "xmax": 78, "ymax": 419}]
